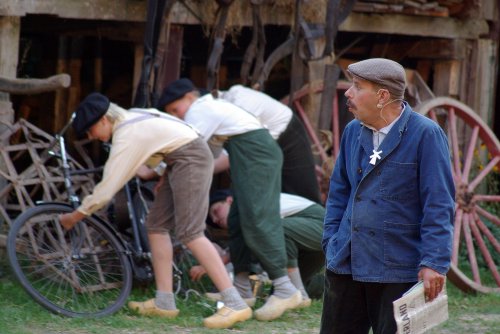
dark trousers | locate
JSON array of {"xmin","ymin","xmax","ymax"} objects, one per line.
[
  {"xmin": 278, "ymin": 113, "xmax": 321, "ymax": 203},
  {"xmin": 320, "ymin": 270, "xmax": 416, "ymax": 334}
]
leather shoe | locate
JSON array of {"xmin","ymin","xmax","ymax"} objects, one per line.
[
  {"xmin": 205, "ymin": 292, "xmax": 256, "ymax": 307},
  {"xmin": 128, "ymin": 298, "xmax": 179, "ymax": 318},
  {"xmin": 254, "ymin": 290, "xmax": 302, "ymax": 321},
  {"xmin": 203, "ymin": 306, "xmax": 252, "ymax": 329}
]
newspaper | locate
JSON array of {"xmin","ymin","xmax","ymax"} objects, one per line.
[{"xmin": 393, "ymin": 281, "xmax": 449, "ymax": 334}]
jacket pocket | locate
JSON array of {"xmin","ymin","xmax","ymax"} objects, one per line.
[
  {"xmin": 379, "ymin": 160, "xmax": 417, "ymax": 200},
  {"xmin": 383, "ymin": 221, "xmax": 420, "ymax": 268}
]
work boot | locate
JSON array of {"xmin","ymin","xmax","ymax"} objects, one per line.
[
  {"xmin": 254, "ymin": 290, "xmax": 301, "ymax": 321},
  {"xmin": 128, "ymin": 298, "xmax": 179, "ymax": 318},
  {"xmin": 203, "ymin": 306, "xmax": 252, "ymax": 329},
  {"xmin": 205, "ymin": 292, "xmax": 257, "ymax": 307}
]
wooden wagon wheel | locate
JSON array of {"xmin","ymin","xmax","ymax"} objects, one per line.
[{"xmin": 415, "ymin": 97, "xmax": 500, "ymax": 294}]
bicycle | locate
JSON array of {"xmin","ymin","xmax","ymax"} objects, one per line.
[{"xmin": 6, "ymin": 116, "xmax": 207, "ymax": 317}]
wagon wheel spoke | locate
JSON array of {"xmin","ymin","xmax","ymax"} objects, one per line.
[
  {"xmin": 416, "ymin": 97, "xmax": 500, "ymax": 294},
  {"xmin": 451, "ymin": 207, "xmax": 463, "ymax": 265},
  {"xmin": 462, "ymin": 212, "xmax": 481, "ymax": 284},
  {"xmin": 461, "ymin": 126, "xmax": 479, "ymax": 183},
  {"xmin": 447, "ymin": 107, "xmax": 463, "ymax": 180}
]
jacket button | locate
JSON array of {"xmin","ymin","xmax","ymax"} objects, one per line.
[
  {"xmin": 369, "ymin": 231, "xmax": 375, "ymax": 236},
  {"xmin": 357, "ymin": 168, "xmax": 362, "ymax": 174},
  {"xmin": 353, "ymin": 226, "xmax": 359, "ymax": 232},
  {"xmin": 355, "ymin": 196, "xmax": 361, "ymax": 201}
]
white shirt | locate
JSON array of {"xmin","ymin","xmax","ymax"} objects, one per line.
[
  {"xmin": 78, "ymin": 109, "xmax": 198, "ymax": 215},
  {"xmin": 365, "ymin": 104, "xmax": 405, "ymax": 150},
  {"xmin": 280, "ymin": 193, "xmax": 315, "ymax": 218},
  {"xmin": 186, "ymin": 94, "xmax": 262, "ymax": 137},
  {"xmin": 221, "ymin": 85, "xmax": 292, "ymax": 139}
]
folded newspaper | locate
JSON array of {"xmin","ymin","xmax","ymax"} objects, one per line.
[{"xmin": 393, "ymin": 281, "xmax": 449, "ymax": 334}]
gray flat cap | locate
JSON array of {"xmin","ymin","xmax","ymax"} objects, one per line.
[{"xmin": 347, "ymin": 58, "xmax": 406, "ymax": 98}]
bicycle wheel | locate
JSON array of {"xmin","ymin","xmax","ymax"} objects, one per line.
[{"xmin": 7, "ymin": 203, "xmax": 133, "ymax": 317}]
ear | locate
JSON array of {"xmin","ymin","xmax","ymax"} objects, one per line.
[
  {"xmin": 226, "ymin": 196, "xmax": 233, "ymax": 205},
  {"xmin": 378, "ymin": 89, "xmax": 391, "ymax": 104}
]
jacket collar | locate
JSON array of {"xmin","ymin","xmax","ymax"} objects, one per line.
[{"xmin": 358, "ymin": 102, "xmax": 412, "ymax": 173}]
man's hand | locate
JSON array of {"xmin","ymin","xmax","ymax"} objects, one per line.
[
  {"xmin": 59, "ymin": 211, "xmax": 86, "ymax": 230},
  {"xmin": 418, "ymin": 267, "xmax": 446, "ymax": 302},
  {"xmin": 189, "ymin": 265, "xmax": 207, "ymax": 281}
]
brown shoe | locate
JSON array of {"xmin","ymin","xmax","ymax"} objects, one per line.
[
  {"xmin": 254, "ymin": 290, "xmax": 302, "ymax": 321},
  {"xmin": 128, "ymin": 298, "xmax": 179, "ymax": 318},
  {"xmin": 203, "ymin": 306, "xmax": 252, "ymax": 329}
]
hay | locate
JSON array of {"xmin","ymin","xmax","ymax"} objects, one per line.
[{"xmin": 185, "ymin": 0, "xmax": 328, "ymax": 28}]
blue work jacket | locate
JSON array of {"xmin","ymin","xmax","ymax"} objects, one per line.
[{"xmin": 323, "ymin": 103, "xmax": 455, "ymax": 282}]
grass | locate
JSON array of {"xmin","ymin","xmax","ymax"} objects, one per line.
[{"xmin": 0, "ymin": 257, "xmax": 498, "ymax": 334}]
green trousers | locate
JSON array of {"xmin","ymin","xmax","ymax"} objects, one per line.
[
  {"xmin": 226, "ymin": 129, "xmax": 286, "ymax": 279},
  {"xmin": 283, "ymin": 203, "xmax": 325, "ymax": 284}
]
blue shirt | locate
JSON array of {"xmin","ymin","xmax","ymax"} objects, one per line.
[{"xmin": 322, "ymin": 103, "xmax": 455, "ymax": 283}]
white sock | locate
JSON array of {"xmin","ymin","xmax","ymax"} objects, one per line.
[
  {"xmin": 220, "ymin": 287, "xmax": 248, "ymax": 310},
  {"xmin": 233, "ymin": 272, "xmax": 254, "ymax": 298},
  {"xmin": 289, "ymin": 268, "xmax": 309, "ymax": 299},
  {"xmin": 155, "ymin": 290, "xmax": 176, "ymax": 310},
  {"xmin": 272, "ymin": 275, "xmax": 298, "ymax": 299}
]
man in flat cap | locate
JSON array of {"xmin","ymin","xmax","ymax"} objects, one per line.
[
  {"xmin": 59, "ymin": 93, "xmax": 252, "ymax": 329},
  {"xmin": 157, "ymin": 78, "xmax": 302, "ymax": 321},
  {"xmin": 320, "ymin": 58, "xmax": 455, "ymax": 334}
]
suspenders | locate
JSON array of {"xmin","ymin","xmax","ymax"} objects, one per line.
[{"xmin": 115, "ymin": 109, "xmax": 201, "ymax": 137}]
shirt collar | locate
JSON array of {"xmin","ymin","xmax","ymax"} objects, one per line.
[{"xmin": 363, "ymin": 103, "xmax": 406, "ymax": 134}]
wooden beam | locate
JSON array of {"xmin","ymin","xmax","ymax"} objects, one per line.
[
  {"xmin": 369, "ymin": 38, "xmax": 467, "ymax": 61},
  {"xmin": 0, "ymin": 0, "xmax": 146, "ymax": 22},
  {"xmin": 0, "ymin": 1, "xmax": 490, "ymax": 40},
  {"xmin": 340, "ymin": 13, "xmax": 489, "ymax": 39}
]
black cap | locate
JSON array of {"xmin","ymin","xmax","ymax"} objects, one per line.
[
  {"xmin": 72, "ymin": 92, "xmax": 110, "ymax": 137},
  {"xmin": 156, "ymin": 78, "xmax": 195, "ymax": 111},
  {"xmin": 209, "ymin": 189, "xmax": 232, "ymax": 206}
]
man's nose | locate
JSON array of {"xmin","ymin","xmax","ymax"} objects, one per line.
[{"xmin": 345, "ymin": 86, "xmax": 353, "ymax": 97}]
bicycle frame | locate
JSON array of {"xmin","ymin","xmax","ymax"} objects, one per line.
[{"xmin": 47, "ymin": 125, "xmax": 154, "ymax": 282}]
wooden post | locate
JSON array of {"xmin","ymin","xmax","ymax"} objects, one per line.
[
  {"xmin": 0, "ymin": 16, "xmax": 20, "ymax": 213},
  {"xmin": 54, "ymin": 36, "xmax": 69, "ymax": 133},
  {"xmin": 132, "ymin": 43, "xmax": 144, "ymax": 105},
  {"xmin": 0, "ymin": 16, "xmax": 20, "ymax": 130},
  {"xmin": 66, "ymin": 37, "xmax": 83, "ymax": 122},
  {"xmin": 157, "ymin": 24, "xmax": 183, "ymax": 92}
]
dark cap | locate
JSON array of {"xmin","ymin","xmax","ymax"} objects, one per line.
[
  {"xmin": 347, "ymin": 58, "xmax": 406, "ymax": 98},
  {"xmin": 209, "ymin": 189, "xmax": 232, "ymax": 206},
  {"xmin": 206, "ymin": 189, "xmax": 232, "ymax": 229},
  {"xmin": 157, "ymin": 78, "xmax": 195, "ymax": 111},
  {"xmin": 72, "ymin": 92, "xmax": 110, "ymax": 137}
]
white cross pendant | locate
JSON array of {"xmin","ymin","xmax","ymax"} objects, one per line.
[{"xmin": 369, "ymin": 149, "xmax": 382, "ymax": 165}]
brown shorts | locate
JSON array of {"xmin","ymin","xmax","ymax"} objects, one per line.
[{"xmin": 146, "ymin": 137, "xmax": 213, "ymax": 244}]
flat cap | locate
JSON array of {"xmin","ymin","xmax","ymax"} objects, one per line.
[
  {"xmin": 347, "ymin": 58, "xmax": 406, "ymax": 98},
  {"xmin": 72, "ymin": 92, "xmax": 110, "ymax": 137},
  {"xmin": 157, "ymin": 78, "xmax": 195, "ymax": 111}
]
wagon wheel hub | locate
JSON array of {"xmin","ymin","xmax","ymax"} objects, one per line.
[{"xmin": 456, "ymin": 183, "xmax": 475, "ymax": 212}]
